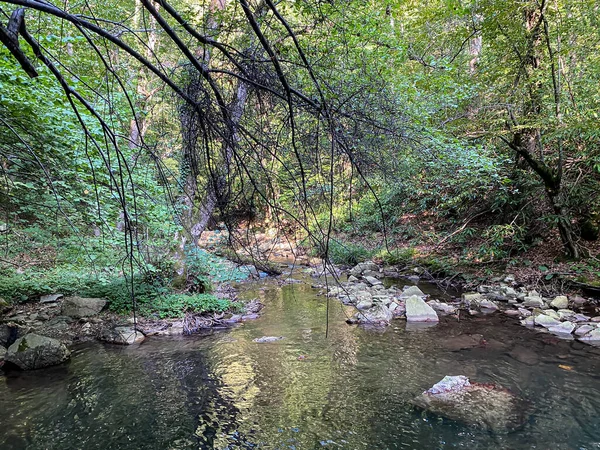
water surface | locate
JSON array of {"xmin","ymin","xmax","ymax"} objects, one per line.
[{"xmin": 2, "ymin": 277, "xmax": 600, "ymax": 449}]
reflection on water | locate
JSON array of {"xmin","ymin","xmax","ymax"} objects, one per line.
[{"xmin": 3, "ymin": 276, "xmax": 600, "ymax": 449}]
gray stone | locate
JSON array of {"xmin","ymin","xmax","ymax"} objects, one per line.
[
  {"xmin": 362, "ymin": 270, "xmax": 381, "ymax": 278},
  {"xmin": 534, "ymin": 314, "xmax": 561, "ymax": 328},
  {"xmin": 40, "ymin": 293, "xmax": 63, "ymax": 304},
  {"xmin": 575, "ymin": 324, "xmax": 596, "ymax": 336},
  {"xmin": 347, "ymin": 275, "xmax": 359, "ymax": 282},
  {"xmin": 550, "ymin": 296, "xmax": 569, "ymax": 310},
  {"xmin": 356, "ymin": 304, "xmax": 392, "ymax": 325},
  {"xmin": 479, "ymin": 300, "xmax": 498, "ymax": 311},
  {"xmin": 502, "ymin": 287, "xmax": 518, "ymax": 298},
  {"xmin": 520, "ymin": 317, "xmax": 535, "ymax": 326},
  {"xmin": 100, "ymin": 326, "xmax": 145, "ymax": 345},
  {"xmin": 544, "ymin": 310, "xmax": 560, "ymax": 320},
  {"xmin": 579, "ymin": 329, "xmax": 600, "ymax": 344},
  {"xmin": 61, "ymin": 297, "xmax": 106, "ymax": 318},
  {"xmin": 349, "ymin": 261, "xmax": 379, "ymax": 277},
  {"xmin": 406, "ymin": 295, "xmax": 439, "ymax": 323},
  {"xmin": 518, "ymin": 308, "xmax": 532, "ymax": 317},
  {"xmin": 427, "ymin": 301, "xmax": 457, "ymax": 315},
  {"xmin": 547, "ymin": 321, "xmax": 575, "ymax": 335},
  {"xmin": 0, "ymin": 345, "xmax": 6, "ymax": 361},
  {"xmin": 363, "ymin": 276, "xmax": 382, "ymax": 287},
  {"xmin": 462, "ymin": 293, "xmax": 483, "ymax": 304},
  {"xmin": 356, "ymin": 300, "xmax": 373, "ymax": 311},
  {"xmin": 5, "ymin": 334, "xmax": 70, "ymax": 370},
  {"xmin": 523, "ymin": 296, "xmax": 545, "ymax": 308},
  {"xmin": 557, "ymin": 309, "xmax": 576, "ymax": 320},
  {"xmin": 412, "ymin": 376, "xmax": 528, "ymax": 432},
  {"xmin": 401, "ymin": 285, "xmax": 425, "ymax": 298}
]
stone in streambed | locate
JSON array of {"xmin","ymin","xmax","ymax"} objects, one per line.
[
  {"xmin": 100, "ymin": 326, "xmax": 145, "ymax": 345},
  {"xmin": 534, "ymin": 314, "xmax": 561, "ymax": 328},
  {"xmin": 523, "ymin": 296, "xmax": 545, "ymax": 308},
  {"xmin": 547, "ymin": 321, "xmax": 575, "ymax": 336},
  {"xmin": 575, "ymin": 324, "xmax": 596, "ymax": 336},
  {"xmin": 401, "ymin": 286, "xmax": 425, "ymax": 298},
  {"xmin": 355, "ymin": 304, "xmax": 392, "ymax": 325},
  {"xmin": 363, "ymin": 276, "xmax": 382, "ymax": 286},
  {"xmin": 411, "ymin": 375, "xmax": 528, "ymax": 432},
  {"xmin": 406, "ymin": 296, "xmax": 439, "ymax": 323},
  {"xmin": 5, "ymin": 333, "xmax": 70, "ymax": 370},
  {"xmin": 550, "ymin": 296, "xmax": 569, "ymax": 309}
]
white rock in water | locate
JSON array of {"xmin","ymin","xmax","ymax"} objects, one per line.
[
  {"xmin": 425, "ymin": 375, "xmax": 471, "ymax": 394},
  {"xmin": 412, "ymin": 375, "xmax": 529, "ymax": 432},
  {"xmin": 534, "ymin": 314, "xmax": 561, "ymax": 328},
  {"xmin": 547, "ymin": 321, "xmax": 575, "ymax": 335},
  {"xmin": 406, "ymin": 295, "xmax": 439, "ymax": 323},
  {"xmin": 550, "ymin": 296, "xmax": 569, "ymax": 310},
  {"xmin": 401, "ymin": 286, "xmax": 425, "ymax": 298}
]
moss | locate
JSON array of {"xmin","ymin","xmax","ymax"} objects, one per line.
[{"xmin": 18, "ymin": 337, "xmax": 29, "ymax": 352}]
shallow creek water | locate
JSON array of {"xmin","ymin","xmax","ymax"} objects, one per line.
[{"xmin": 3, "ymin": 276, "xmax": 600, "ymax": 449}]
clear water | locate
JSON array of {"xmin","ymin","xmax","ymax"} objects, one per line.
[{"xmin": 3, "ymin": 277, "xmax": 600, "ymax": 449}]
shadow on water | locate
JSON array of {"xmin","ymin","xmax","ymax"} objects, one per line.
[{"xmin": 3, "ymin": 275, "xmax": 600, "ymax": 449}]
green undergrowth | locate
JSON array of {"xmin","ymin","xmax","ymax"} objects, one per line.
[{"xmin": 0, "ymin": 249, "xmax": 247, "ymax": 318}]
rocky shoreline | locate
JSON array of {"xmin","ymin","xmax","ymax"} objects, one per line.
[
  {"xmin": 0, "ymin": 290, "xmax": 263, "ymax": 371},
  {"xmin": 320, "ymin": 261, "xmax": 600, "ymax": 346}
]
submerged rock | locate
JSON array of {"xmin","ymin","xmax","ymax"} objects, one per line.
[
  {"xmin": 100, "ymin": 326, "xmax": 145, "ymax": 345},
  {"xmin": 412, "ymin": 375, "xmax": 528, "ymax": 432},
  {"xmin": 405, "ymin": 296, "xmax": 439, "ymax": 323},
  {"xmin": 5, "ymin": 333, "xmax": 70, "ymax": 370},
  {"xmin": 253, "ymin": 336, "xmax": 284, "ymax": 343},
  {"xmin": 61, "ymin": 296, "xmax": 106, "ymax": 318}
]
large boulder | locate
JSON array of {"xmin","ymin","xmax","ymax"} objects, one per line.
[
  {"xmin": 4, "ymin": 333, "xmax": 70, "ymax": 370},
  {"xmin": 405, "ymin": 295, "xmax": 439, "ymax": 322},
  {"xmin": 61, "ymin": 296, "xmax": 106, "ymax": 318},
  {"xmin": 100, "ymin": 326, "xmax": 145, "ymax": 345},
  {"xmin": 412, "ymin": 376, "xmax": 528, "ymax": 432}
]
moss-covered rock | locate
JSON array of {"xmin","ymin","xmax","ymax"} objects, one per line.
[{"xmin": 5, "ymin": 333, "xmax": 70, "ymax": 370}]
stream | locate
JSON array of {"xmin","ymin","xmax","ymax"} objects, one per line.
[{"xmin": 3, "ymin": 275, "xmax": 600, "ymax": 449}]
